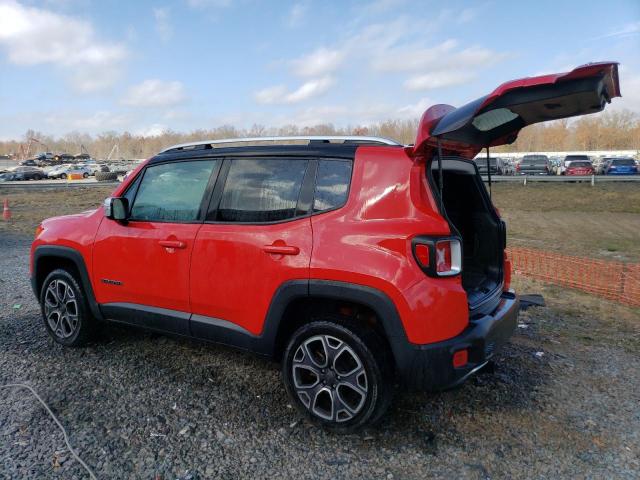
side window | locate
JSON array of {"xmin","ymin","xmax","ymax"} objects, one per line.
[
  {"xmin": 212, "ymin": 159, "xmax": 308, "ymax": 223},
  {"xmin": 313, "ymin": 160, "xmax": 352, "ymax": 212},
  {"xmin": 130, "ymin": 160, "xmax": 220, "ymax": 222}
]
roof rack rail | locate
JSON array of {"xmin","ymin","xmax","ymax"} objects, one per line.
[{"xmin": 160, "ymin": 135, "xmax": 402, "ymax": 153}]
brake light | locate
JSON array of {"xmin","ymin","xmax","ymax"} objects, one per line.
[
  {"xmin": 412, "ymin": 237, "xmax": 462, "ymax": 277},
  {"xmin": 414, "ymin": 244, "xmax": 430, "ymax": 267}
]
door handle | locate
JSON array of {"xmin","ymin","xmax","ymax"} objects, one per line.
[
  {"xmin": 159, "ymin": 240, "xmax": 186, "ymax": 249},
  {"xmin": 263, "ymin": 244, "xmax": 300, "ymax": 255}
]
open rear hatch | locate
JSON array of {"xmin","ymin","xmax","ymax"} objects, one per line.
[{"xmin": 413, "ymin": 62, "xmax": 621, "ymax": 312}]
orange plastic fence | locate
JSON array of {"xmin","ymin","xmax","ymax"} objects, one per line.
[{"xmin": 507, "ymin": 247, "xmax": 640, "ymax": 307}]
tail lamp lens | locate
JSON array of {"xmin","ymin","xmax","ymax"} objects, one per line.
[
  {"xmin": 435, "ymin": 239, "xmax": 461, "ymax": 276},
  {"xmin": 413, "ymin": 237, "xmax": 462, "ymax": 277},
  {"xmin": 414, "ymin": 244, "xmax": 430, "ymax": 267}
]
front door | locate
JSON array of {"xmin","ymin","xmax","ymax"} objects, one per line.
[
  {"xmin": 93, "ymin": 158, "xmax": 222, "ymax": 333},
  {"xmin": 189, "ymin": 157, "xmax": 313, "ymax": 339}
]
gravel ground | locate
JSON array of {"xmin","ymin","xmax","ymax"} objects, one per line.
[{"xmin": 1, "ymin": 233, "xmax": 639, "ymax": 479}]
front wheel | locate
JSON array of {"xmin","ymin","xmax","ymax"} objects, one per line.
[
  {"xmin": 83, "ymin": 172, "xmax": 89, "ymax": 178},
  {"xmin": 40, "ymin": 269, "xmax": 95, "ymax": 347},
  {"xmin": 282, "ymin": 318, "xmax": 393, "ymax": 433}
]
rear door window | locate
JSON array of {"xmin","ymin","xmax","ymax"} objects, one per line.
[
  {"xmin": 130, "ymin": 160, "xmax": 221, "ymax": 222},
  {"xmin": 212, "ymin": 158, "xmax": 309, "ymax": 223},
  {"xmin": 313, "ymin": 160, "xmax": 353, "ymax": 212},
  {"xmin": 612, "ymin": 159, "xmax": 635, "ymax": 166}
]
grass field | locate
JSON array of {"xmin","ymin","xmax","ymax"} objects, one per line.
[{"xmin": 0, "ymin": 182, "xmax": 639, "ymax": 262}]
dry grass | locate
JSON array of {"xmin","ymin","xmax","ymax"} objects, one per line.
[
  {"xmin": 0, "ymin": 187, "xmax": 113, "ymax": 236},
  {"xmin": 491, "ymin": 183, "xmax": 640, "ymax": 262},
  {"xmin": 1, "ymin": 182, "xmax": 639, "ymax": 262}
]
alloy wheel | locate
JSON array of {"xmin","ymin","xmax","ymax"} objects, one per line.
[
  {"xmin": 291, "ymin": 334, "xmax": 368, "ymax": 423},
  {"xmin": 43, "ymin": 279, "xmax": 79, "ymax": 339}
]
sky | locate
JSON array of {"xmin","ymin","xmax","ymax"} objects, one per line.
[{"xmin": 0, "ymin": 0, "xmax": 639, "ymax": 140}]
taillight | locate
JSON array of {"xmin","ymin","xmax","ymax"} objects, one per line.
[
  {"xmin": 414, "ymin": 244, "xmax": 430, "ymax": 267},
  {"xmin": 435, "ymin": 239, "xmax": 461, "ymax": 275},
  {"xmin": 412, "ymin": 237, "xmax": 462, "ymax": 277}
]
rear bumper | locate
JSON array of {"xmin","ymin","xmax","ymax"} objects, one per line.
[{"xmin": 394, "ymin": 290, "xmax": 519, "ymax": 392}]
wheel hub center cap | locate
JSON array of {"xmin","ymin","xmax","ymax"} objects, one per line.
[{"xmin": 324, "ymin": 369, "xmax": 337, "ymax": 387}]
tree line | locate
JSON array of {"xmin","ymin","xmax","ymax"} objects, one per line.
[{"xmin": 1, "ymin": 110, "xmax": 638, "ymax": 160}]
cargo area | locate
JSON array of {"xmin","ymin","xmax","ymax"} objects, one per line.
[{"xmin": 431, "ymin": 157, "xmax": 504, "ymax": 310}]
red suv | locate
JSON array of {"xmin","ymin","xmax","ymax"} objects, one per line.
[{"xmin": 30, "ymin": 62, "xmax": 620, "ymax": 431}]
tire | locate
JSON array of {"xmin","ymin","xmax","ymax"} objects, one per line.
[
  {"xmin": 95, "ymin": 171, "xmax": 118, "ymax": 182},
  {"xmin": 282, "ymin": 316, "xmax": 393, "ymax": 433},
  {"xmin": 60, "ymin": 173, "xmax": 67, "ymax": 179},
  {"xmin": 83, "ymin": 172, "xmax": 89, "ymax": 178},
  {"xmin": 40, "ymin": 269, "xmax": 95, "ymax": 347}
]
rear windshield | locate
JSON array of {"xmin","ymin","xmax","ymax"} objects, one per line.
[
  {"xmin": 565, "ymin": 155, "xmax": 589, "ymax": 161},
  {"xmin": 569, "ymin": 161, "xmax": 591, "ymax": 167},
  {"xmin": 522, "ymin": 156, "xmax": 548, "ymax": 164},
  {"xmin": 612, "ymin": 158, "xmax": 635, "ymax": 166},
  {"xmin": 477, "ymin": 158, "xmax": 498, "ymax": 165}
]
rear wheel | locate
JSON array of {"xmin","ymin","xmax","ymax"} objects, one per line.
[
  {"xmin": 60, "ymin": 173, "xmax": 67, "ymax": 179},
  {"xmin": 40, "ymin": 269, "xmax": 94, "ymax": 347},
  {"xmin": 82, "ymin": 172, "xmax": 89, "ymax": 178},
  {"xmin": 282, "ymin": 317, "xmax": 393, "ymax": 433}
]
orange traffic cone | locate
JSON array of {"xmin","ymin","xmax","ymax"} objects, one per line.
[{"xmin": 3, "ymin": 198, "xmax": 11, "ymax": 221}]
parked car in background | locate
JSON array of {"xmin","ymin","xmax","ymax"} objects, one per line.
[
  {"xmin": 561, "ymin": 154, "xmax": 590, "ymax": 175},
  {"xmin": 565, "ymin": 160, "xmax": 595, "ymax": 176},
  {"xmin": 6, "ymin": 166, "xmax": 46, "ymax": 180},
  {"xmin": 475, "ymin": 157, "xmax": 514, "ymax": 175},
  {"xmin": 54, "ymin": 153, "xmax": 74, "ymax": 162},
  {"xmin": 20, "ymin": 158, "xmax": 40, "ymax": 167},
  {"xmin": 604, "ymin": 157, "xmax": 638, "ymax": 175},
  {"xmin": 517, "ymin": 154, "xmax": 550, "ymax": 175},
  {"xmin": 74, "ymin": 153, "xmax": 91, "ymax": 161},
  {"xmin": 36, "ymin": 152, "xmax": 54, "ymax": 161},
  {"xmin": 47, "ymin": 164, "xmax": 91, "ymax": 179}
]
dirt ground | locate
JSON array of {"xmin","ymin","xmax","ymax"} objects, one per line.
[
  {"xmin": 0, "ymin": 183, "xmax": 639, "ymax": 478},
  {"xmin": 0, "ymin": 233, "xmax": 638, "ymax": 479},
  {"xmin": 1, "ymin": 182, "xmax": 639, "ymax": 260}
]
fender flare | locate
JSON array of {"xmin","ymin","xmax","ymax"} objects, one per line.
[
  {"xmin": 258, "ymin": 279, "xmax": 410, "ymax": 367},
  {"xmin": 32, "ymin": 245, "xmax": 103, "ymax": 320}
]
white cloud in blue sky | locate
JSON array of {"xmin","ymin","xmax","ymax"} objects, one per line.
[{"xmin": 0, "ymin": 0, "xmax": 638, "ymax": 138}]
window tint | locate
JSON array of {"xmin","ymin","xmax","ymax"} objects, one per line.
[
  {"xmin": 214, "ymin": 159, "xmax": 308, "ymax": 223},
  {"xmin": 612, "ymin": 158, "xmax": 635, "ymax": 166},
  {"xmin": 130, "ymin": 160, "xmax": 220, "ymax": 222},
  {"xmin": 313, "ymin": 160, "xmax": 352, "ymax": 212}
]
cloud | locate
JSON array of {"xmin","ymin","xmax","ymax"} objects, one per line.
[
  {"xmin": 121, "ymin": 80, "xmax": 187, "ymax": 107},
  {"xmin": 0, "ymin": 0, "xmax": 127, "ymax": 92},
  {"xmin": 154, "ymin": 7, "xmax": 173, "ymax": 42},
  {"xmin": 595, "ymin": 21, "xmax": 640, "ymax": 40},
  {"xmin": 291, "ymin": 47, "xmax": 346, "ymax": 77},
  {"xmin": 404, "ymin": 71, "xmax": 476, "ymax": 90},
  {"xmin": 135, "ymin": 123, "xmax": 170, "ymax": 137},
  {"xmin": 254, "ymin": 77, "xmax": 334, "ymax": 104},
  {"xmin": 286, "ymin": 2, "xmax": 308, "ymax": 28}
]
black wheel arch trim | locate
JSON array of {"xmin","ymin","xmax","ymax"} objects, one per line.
[
  {"xmin": 32, "ymin": 245, "xmax": 104, "ymax": 320},
  {"xmin": 260, "ymin": 279, "xmax": 411, "ymax": 368}
]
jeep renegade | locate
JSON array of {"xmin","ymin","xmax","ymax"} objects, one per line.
[{"xmin": 31, "ymin": 62, "xmax": 620, "ymax": 431}]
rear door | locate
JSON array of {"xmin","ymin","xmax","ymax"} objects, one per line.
[
  {"xmin": 414, "ymin": 62, "xmax": 621, "ymax": 158},
  {"xmin": 189, "ymin": 157, "xmax": 314, "ymax": 340},
  {"xmin": 93, "ymin": 159, "xmax": 222, "ymax": 333}
]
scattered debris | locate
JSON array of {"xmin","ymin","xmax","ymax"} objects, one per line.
[
  {"xmin": 535, "ymin": 351, "xmax": 545, "ymax": 358},
  {"xmin": 519, "ymin": 294, "xmax": 545, "ymax": 310}
]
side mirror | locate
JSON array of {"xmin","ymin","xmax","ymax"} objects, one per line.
[{"xmin": 104, "ymin": 197, "xmax": 129, "ymax": 221}]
